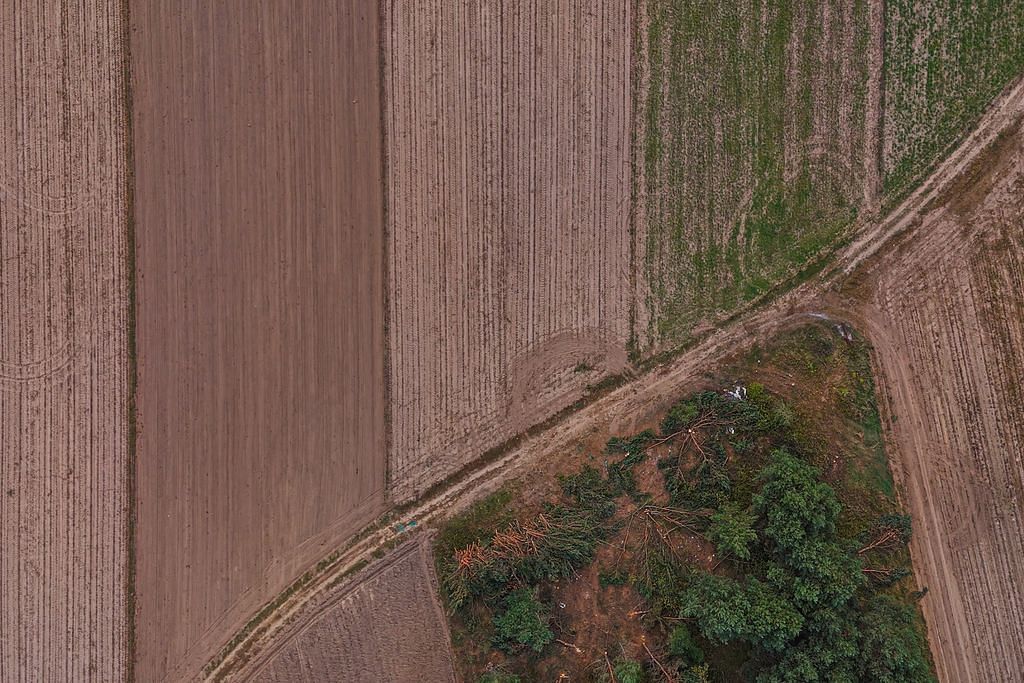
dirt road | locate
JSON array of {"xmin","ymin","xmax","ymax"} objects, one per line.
[
  {"xmin": 131, "ymin": 2, "xmax": 386, "ymax": 681},
  {"xmin": 0, "ymin": 1, "xmax": 131, "ymax": 680},
  {"xmin": 855, "ymin": 118, "xmax": 1024, "ymax": 682}
]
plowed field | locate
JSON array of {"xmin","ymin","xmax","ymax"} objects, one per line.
[
  {"xmin": 131, "ymin": 2, "xmax": 386, "ymax": 681},
  {"xmin": 0, "ymin": 1, "xmax": 130, "ymax": 680},
  {"xmin": 236, "ymin": 538, "xmax": 455, "ymax": 683},
  {"xmin": 859, "ymin": 120, "xmax": 1024, "ymax": 682},
  {"xmin": 383, "ymin": 0, "xmax": 634, "ymax": 502}
]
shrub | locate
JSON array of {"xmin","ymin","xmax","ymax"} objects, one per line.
[{"xmin": 492, "ymin": 589, "xmax": 553, "ymax": 654}]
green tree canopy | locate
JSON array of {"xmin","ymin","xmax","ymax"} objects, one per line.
[
  {"xmin": 680, "ymin": 574, "xmax": 803, "ymax": 652},
  {"xmin": 754, "ymin": 450, "xmax": 841, "ymax": 556},
  {"xmin": 857, "ymin": 596, "xmax": 936, "ymax": 683}
]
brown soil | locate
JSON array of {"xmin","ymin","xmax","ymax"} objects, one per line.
[
  {"xmin": 130, "ymin": 3, "xmax": 387, "ymax": 681},
  {"xmin": 235, "ymin": 537, "xmax": 455, "ymax": 683},
  {"xmin": 382, "ymin": 0, "xmax": 634, "ymax": 503},
  {"xmin": 0, "ymin": 1, "xmax": 130, "ymax": 680},
  {"xmin": 846, "ymin": 119, "xmax": 1024, "ymax": 682}
]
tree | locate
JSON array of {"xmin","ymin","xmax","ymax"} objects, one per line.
[
  {"xmin": 767, "ymin": 540, "xmax": 863, "ymax": 611},
  {"xmin": 708, "ymin": 503, "xmax": 758, "ymax": 560},
  {"xmin": 679, "ymin": 574, "xmax": 802, "ymax": 652},
  {"xmin": 857, "ymin": 596, "xmax": 935, "ymax": 683},
  {"xmin": 755, "ymin": 607, "xmax": 860, "ymax": 682},
  {"xmin": 754, "ymin": 450, "xmax": 840, "ymax": 556},
  {"xmin": 492, "ymin": 589, "xmax": 553, "ymax": 654}
]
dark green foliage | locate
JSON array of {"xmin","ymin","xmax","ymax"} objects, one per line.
[
  {"xmin": 492, "ymin": 589, "xmax": 553, "ymax": 654},
  {"xmin": 680, "ymin": 664, "xmax": 711, "ymax": 683},
  {"xmin": 599, "ymin": 569, "xmax": 629, "ymax": 588},
  {"xmin": 614, "ymin": 658, "xmax": 646, "ymax": 683},
  {"xmin": 861, "ymin": 513, "xmax": 913, "ymax": 549},
  {"xmin": 634, "ymin": 546, "xmax": 688, "ymax": 619},
  {"xmin": 857, "ymin": 596, "xmax": 936, "ymax": 683},
  {"xmin": 442, "ymin": 366, "xmax": 933, "ymax": 682},
  {"xmin": 680, "ymin": 574, "xmax": 803, "ymax": 652},
  {"xmin": 668, "ymin": 624, "xmax": 705, "ymax": 665},
  {"xmin": 660, "ymin": 390, "xmax": 765, "ymax": 436},
  {"xmin": 675, "ymin": 457, "xmax": 732, "ymax": 510},
  {"xmin": 606, "ymin": 431, "xmax": 657, "ymax": 495},
  {"xmin": 766, "ymin": 541, "xmax": 863, "ymax": 611},
  {"xmin": 442, "ymin": 468, "xmax": 617, "ymax": 611},
  {"xmin": 754, "ymin": 450, "xmax": 841, "ymax": 554},
  {"xmin": 755, "ymin": 607, "xmax": 860, "ymax": 682},
  {"xmin": 559, "ymin": 465, "xmax": 618, "ymax": 518},
  {"xmin": 607, "ymin": 430, "xmax": 657, "ymax": 455},
  {"xmin": 708, "ymin": 503, "xmax": 757, "ymax": 560}
]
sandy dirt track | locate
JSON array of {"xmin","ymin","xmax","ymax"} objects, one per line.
[
  {"xmin": 236, "ymin": 538, "xmax": 455, "ymax": 683},
  {"xmin": 856, "ymin": 122, "xmax": 1024, "ymax": 682},
  {"xmin": 0, "ymin": 1, "xmax": 130, "ymax": 680},
  {"xmin": 131, "ymin": 2, "xmax": 386, "ymax": 681},
  {"xmin": 383, "ymin": 0, "xmax": 633, "ymax": 502}
]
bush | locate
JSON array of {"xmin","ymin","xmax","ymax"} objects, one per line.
[
  {"xmin": 599, "ymin": 658, "xmax": 647, "ymax": 683},
  {"xmin": 667, "ymin": 625, "xmax": 704, "ymax": 665},
  {"xmin": 492, "ymin": 589, "xmax": 553, "ymax": 654},
  {"xmin": 478, "ymin": 668, "xmax": 521, "ymax": 683}
]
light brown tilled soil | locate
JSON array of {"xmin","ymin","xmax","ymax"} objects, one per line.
[
  {"xmin": 383, "ymin": 0, "xmax": 633, "ymax": 502},
  {"xmin": 857, "ymin": 123, "xmax": 1024, "ymax": 683},
  {"xmin": 131, "ymin": 2, "xmax": 386, "ymax": 681},
  {"xmin": 0, "ymin": 1, "xmax": 130, "ymax": 680},
  {"xmin": 236, "ymin": 537, "xmax": 455, "ymax": 683}
]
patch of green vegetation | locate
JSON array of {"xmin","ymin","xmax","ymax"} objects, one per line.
[
  {"xmin": 436, "ymin": 487, "xmax": 515, "ymax": 558},
  {"xmin": 884, "ymin": 0, "xmax": 1024, "ymax": 196},
  {"xmin": 640, "ymin": 0, "xmax": 868, "ymax": 348},
  {"xmin": 440, "ymin": 324, "xmax": 933, "ymax": 681}
]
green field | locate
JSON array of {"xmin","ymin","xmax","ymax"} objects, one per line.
[
  {"xmin": 883, "ymin": 0, "xmax": 1024, "ymax": 196},
  {"xmin": 638, "ymin": 0, "xmax": 869, "ymax": 350}
]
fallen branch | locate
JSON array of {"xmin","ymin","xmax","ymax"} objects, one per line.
[
  {"xmin": 604, "ymin": 651, "xmax": 618, "ymax": 683},
  {"xmin": 555, "ymin": 638, "xmax": 582, "ymax": 654},
  {"xmin": 643, "ymin": 639, "xmax": 678, "ymax": 683}
]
